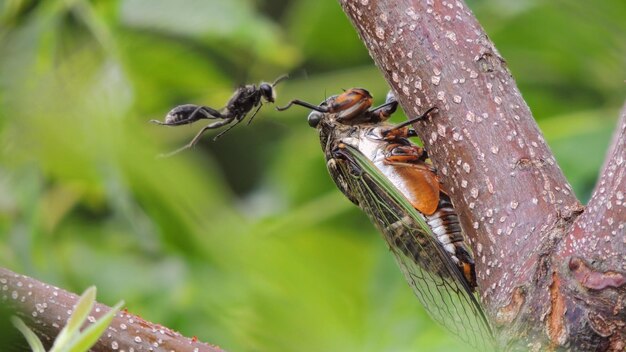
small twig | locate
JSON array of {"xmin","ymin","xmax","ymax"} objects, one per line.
[{"xmin": 0, "ymin": 267, "xmax": 224, "ymax": 352}]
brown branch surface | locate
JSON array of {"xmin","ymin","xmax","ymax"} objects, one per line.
[
  {"xmin": 566, "ymin": 104, "xmax": 626, "ymax": 264},
  {"xmin": 0, "ymin": 267, "xmax": 224, "ymax": 352},
  {"xmin": 339, "ymin": 0, "xmax": 585, "ymax": 348},
  {"xmin": 554, "ymin": 105, "xmax": 626, "ymax": 351}
]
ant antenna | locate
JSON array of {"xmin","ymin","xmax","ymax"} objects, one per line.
[{"xmin": 272, "ymin": 74, "xmax": 289, "ymax": 87}]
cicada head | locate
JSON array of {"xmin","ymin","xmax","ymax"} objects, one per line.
[
  {"xmin": 307, "ymin": 110, "xmax": 323, "ymax": 128},
  {"xmin": 306, "ymin": 97, "xmax": 344, "ymax": 154},
  {"xmin": 306, "ymin": 96, "xmax": 334, "ymax": 129}
]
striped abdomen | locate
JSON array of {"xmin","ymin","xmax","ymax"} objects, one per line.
[{"xmin": 425, "ymin": 194, "xmax": 476, "ymax": 288}]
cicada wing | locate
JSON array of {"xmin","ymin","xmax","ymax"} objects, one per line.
[{"xmin": 332, "ymin": 145, "xmax": 494, "ymax": 350}]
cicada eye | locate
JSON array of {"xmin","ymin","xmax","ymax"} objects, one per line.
[
  {"xmin": 259, "ymin": 83, "xmax": 274, "ymax": 102},
  {"xmin": 307, "ymin": 111, "xmax": 323, "ymax": 128}
]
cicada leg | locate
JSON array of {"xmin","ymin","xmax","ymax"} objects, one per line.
[
  {"xmin": 363, "ymin": 89, "xmax": 399, "ymax": 122},
  {"xmin": 383, "ymin": 144, "xmax": 431, "ymax": 167},
  {"xmin": 331, "ymin": 144, "xmax": 364, "ymax": 177},
  {"xmin": 368, "ymin": 99, "xmax": 398, "ymax": 122},
  {"xmin": 379, "ymin": 106, "xmax": 440, "ymax": 140}
]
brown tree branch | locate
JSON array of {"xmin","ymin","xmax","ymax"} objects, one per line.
[
  {"xmin": 568, "ymin": 103, "xmax": 626, "ymax": 262},
  {"xmin": 336, "ymin": 0, "xmax": 626, "ymax": 349},
  {"xmin": 556, "ymin": 104, "xmax": 626, "ymax": 350},
  {"xmin": 0, "ymin": 267, "xmax": 224, "ymax": 352}
]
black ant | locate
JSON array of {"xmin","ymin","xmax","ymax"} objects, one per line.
[{"xmin": 152, "ymin": 74, "xmax": 288, "ymax": 157}]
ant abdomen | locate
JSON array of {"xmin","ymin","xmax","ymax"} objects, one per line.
[
  {"xmin": 153, "ymin": 104, "xmax": 222, "ymax": 127},
  {"xmin": 165, "ymin": 104, "xmax": 200, "ymax": 125}
]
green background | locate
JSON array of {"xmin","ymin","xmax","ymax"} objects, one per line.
[{"xmin": 1, "ymin": 0, "xmax": 624, "ymax": 350}]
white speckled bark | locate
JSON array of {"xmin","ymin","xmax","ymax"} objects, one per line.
[
  {"xmin": 340, "ymin": 0, "xmax": 626, "ymax": 349},
  {"xmin": 0, "ymin": 267, "xmax": 223, "ymax": 352}
]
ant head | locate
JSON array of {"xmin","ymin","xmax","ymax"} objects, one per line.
[{"xmin": 259, "ymin": 83, "xmax": 275, "ymax": 103}]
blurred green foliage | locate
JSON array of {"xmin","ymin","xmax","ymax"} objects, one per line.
[{"xmin": 0, "ymin": 0, "xmax": 624, "ymax": 350}]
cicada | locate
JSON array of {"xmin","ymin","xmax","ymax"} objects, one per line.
[{"xmin": 278, "ymin": 88, "xmax": 494, "ymax": 348}]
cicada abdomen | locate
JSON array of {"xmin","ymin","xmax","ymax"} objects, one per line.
[
  {"xmin": 374, "ymin": 133, "xmax": 477, "ymax": 289},
  {"xmin": 278, "ymin": 88, "xmax": 493, "ymax": 348},
  {"xmin": 428, "ymin": 193, "xmax": 477, "ymax": 286}
]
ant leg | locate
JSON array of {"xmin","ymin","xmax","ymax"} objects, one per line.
[
  {"xmin": 188, "ymin": 105, "xmax": 223, "ymax": 120},
  {"xmin": 157, "ymin": 126, "xmax": 213, "ymax": 157},
  {"xmin": 157, "ymin": 143, "xmax": 197, "ymax": 158},
  {"xmin": 213, "ymin": 117, "xmax": 246, "ymax": 140},
  {"xmin": 246, "ymin": 104, "xmax": 264, "ymax": 126},
  {"xmin": 157, "ymin": 118, "xmax": 234, "ymax": 157}
]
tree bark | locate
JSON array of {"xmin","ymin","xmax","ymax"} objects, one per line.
[
  {"xmin": 0, "ymin": 267, "xmax": 224, "ymax": 352},
  {"xmin": 339, "ymin": 0, "xmax": 625, "ymax": 350}
]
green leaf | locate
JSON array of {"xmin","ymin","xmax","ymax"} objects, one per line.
[
  {"xmin": 50, "ymin": 286, "xmax": 96, "ymax": 351},
  {"xmin": 66, "ymin": 300, "xmax": 124, "ymax": 352},
  {"xmin": 11, "ymin": 316, "xmax": 46, "ymax": 352},
  {"xmin": 46, "ymin": 286, "xmax": 124, "ymax": 352}
]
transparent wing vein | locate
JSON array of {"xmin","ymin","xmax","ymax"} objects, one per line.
[{"xmin": 337, "ymin": 145, "xmax": 494, "ymax": 349}]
